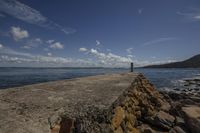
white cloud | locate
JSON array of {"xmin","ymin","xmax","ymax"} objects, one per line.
[
  {"xmin": 0, "ymin": 46, "xmax": 33, "ymax": 57},
  {"xmin": 0, "ymin": 45, "xmax": 178, "ymax": 67},
  {"xmin": 89, "ymin": 49, "xmax": 132, "ymax": 67},
  {"xmin": 127, "ymin": 55, "xmax": 133, "ymax": 58},
  {"xmin": 0, "ymin": 44, "xmax": 3, "ymax": 49},
  {"xmin": 106, "ymin": 49, "xmax": 111, "ymax": 52},
  {"xmin": 0, "ymin": 47, "xmax": 95, "ymax": 67},
  {"xmin": 22, "ymin": 46, "xmax": 31, "ymax": 49},
  {"xmin": 138, "ymin": 8, "xmax": 144, "ymax": 14},
  {"xmin": 49, "ymin": 42, "xmax": 64, "ymax": 49},
  {"xmin": 132, "ymin": 58, "xmax": 177, "ymax": 67},
  {"xmin": 22, "ymin": 38, "xmax": 43, "ymax": 49},
  {"xmin": 46, "ymin": 40, "xmax": 55, "ymax": 44},
  {"xmin": 126, "ymin": 47, "xmax": 133, "ymax": 54},
  {"xmin": 10, "ymin": 26, "xmax": 29, "ymax": 41},
  {"xmin": 142, "ymin": 37, "xmax": 176, "ymax": 46},
  {"xmin": 96, "ymin": 40, "xmax": 101, "ymax": 46},
  {"xmin": 0, "ymin": 37, "xmax": 178, "ymax": 68},
  {"xmin": 47, "ymin": 52, "xmax": 52, "ymax": 56},
  {"xmin": 79, "ymin": 47, "xmax": 88, "ymax": 52},
  {"xmin": 0, "ymin": 0, "xmax": 75, "ymax": 35},
  {"xmin": 177, "ymin": 8, "xmax": 200, "ymax": 21},
  {"xmin": 35, "ymin": 38, "xmax": 42, "ymax": 43}
]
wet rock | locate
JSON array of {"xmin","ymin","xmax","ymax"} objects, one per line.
[
  {"xmin": 167, "ymin": 92, "xmax": 187, "ymax": 101},
  {"xmin": 175, "ymin": 116, "xmax": 185, "ymax": 126},
  {"xmin": 147, "ymin": 111, "xmax": 175, "ymax": 130},
  {"xmin": 140, "ymin": 124, "xmax": 156, "ymax": 133},
  {"xmin": 190, "ymin": 96, "xmax": 200, "ymax": 103},
  {"xmin": 182, "ymin": 106, "xmax": 200, "ymax": 133},
  {"xmin": 169, "ymin": 126, "xmax": 186, "ymax": 133},
  {"xmin": 186, "ymin": 118, "xmax": 200, "ymax": 133}
]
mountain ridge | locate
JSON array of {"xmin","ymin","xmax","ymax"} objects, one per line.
[{"xmin": 144, "ymin": 54, "xmax": 200, "ymax": 68}]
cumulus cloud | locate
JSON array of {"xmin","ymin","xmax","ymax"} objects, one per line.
[
  {"xmin": 22, "ymin": 38, "xmax": 43, "ymax": 49},
  {"xmin": 10, "ymin": 26, "xmax": 29, "ymax": 41},
  {"xmin": 88, "ymin": 48, "xmax": 132, "ymax": 67},
  {"xmin": 79, "ymin": 47, "xmax": 88, "ymax": 52},
  {"xmin": 49, "ymin": 42, "xmax": 64, "ymax": 49},
  {"xmin": 0, "ymin": 47, "xmax": 95, "ymax": 67},
  {"xmin": 0, "ymin": 43, "xmax": 3, "ymax": 49},
  {"xmin": 0, "ymin": 45, "xmax": 177, "ymax": 67},
  {"xmin": 126, "ymin": 47, "xmax": 133, "ymax": 54},
  {"xmin": 96, "ymin": 40, "xmax": 101, "ymax": 46},
  {"xmin": 127, "ymin": 55, "xmax": 133, "ymax": 58},
  {"xmin": 46, "ymin": 40, "xmax": 55, "ymax": 44},
  {"xmin": 47, "ymin": 52, "xmax": 52, "ymax": 56},
  {"xmin": 0, "ymin": 0, "xmax": 75, "ymax": 35}
]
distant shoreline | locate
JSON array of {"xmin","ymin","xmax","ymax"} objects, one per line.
[{"xmin": 144, "ymin": 54, "xmax": 200, "ymax": 68}]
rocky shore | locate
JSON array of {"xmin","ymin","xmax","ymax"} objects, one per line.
[
  {"xmin": 0, "ymin": 73, "xmax": 199, "ymax": 133},
  {"xmin": 107, "ymin": 74, "xmax": 200, "ymax": 133},
  {"xmin": 159, "ymin": 77, "xmax": 200, "ymax": 133}
]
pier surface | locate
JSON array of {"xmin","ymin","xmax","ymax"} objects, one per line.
[{"xmin": 0, "ymin": 73, "xmax": 139, "ymax": 133}]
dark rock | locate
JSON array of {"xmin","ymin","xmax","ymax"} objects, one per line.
[
  {"xmin": 169, "ymin": 126, "xmax": 186, "ymax": 133},
  {"xmin": 139, "ymin": 124, "xmax": 156, "ymax": 133},
  {"xmin": 175, "ymin": 116, "xmax": 185, "ymax": 126},
  {"xmin": 186, "ymin": 118, "xmax": 200, "ymax": 133},
  {"xmin": 147, "ymin": 111, "xmax": 175, "ymax": 130},
  {"xmin": 182, "ymin": 106, "xmax": 200, "ymax": 133}
]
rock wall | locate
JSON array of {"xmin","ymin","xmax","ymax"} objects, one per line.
[{"xmin": 108, "ymin": 74, "xmax": 172, "ymax": 133}]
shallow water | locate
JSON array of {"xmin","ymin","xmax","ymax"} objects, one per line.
[{"xmin": 0, "ymin": 67, "xmax": 200, "ymax": 90}]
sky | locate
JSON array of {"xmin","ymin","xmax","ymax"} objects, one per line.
[{"xmin": 0, "ymin": 0, "xmax": 200, "ymax": 67}]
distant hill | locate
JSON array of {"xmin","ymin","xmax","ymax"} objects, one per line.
[{"xmin": 144, "ymin": 54, "xmax": 200, "ymax": 68}]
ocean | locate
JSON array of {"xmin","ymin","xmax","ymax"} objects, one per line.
[{"xmin": 0, "ymin": 67, "xmax": 200, "ymax": 90}]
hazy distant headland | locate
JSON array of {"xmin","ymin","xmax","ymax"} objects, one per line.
[{"xmin": 144, "ymin": 54, "xmax": 200, "ymax": 68}]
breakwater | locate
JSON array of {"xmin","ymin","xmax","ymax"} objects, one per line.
[{"xmin": 0, "ymin": 73, "xmax": 199, "ymax": 133}]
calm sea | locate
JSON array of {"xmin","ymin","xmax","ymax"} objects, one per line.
[{"xmin": 0, "ymin": 67, "xmax": 200, "ymax": 90}]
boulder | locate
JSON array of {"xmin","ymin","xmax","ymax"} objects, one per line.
[
  {"xmin": 175, "ymin": 116, "xmax": 185, "ymax": 126},
  {"xmin": 169, "ymin": 126, "xmax": 186, "ymax": 133},
  {"xmin": 139, "ymin": 124, "xmax": 156, "ymax": 133},
  {"xmin": 147, "ymin": 111, "xmax": 175, "ymax": 130},
  {"xmin": 112, "ymin": 106, "xmax": 125, "ymax": 129},
  {"xmin": 182, "ymin": 106, "xmax": 200, "ymax": 133}
]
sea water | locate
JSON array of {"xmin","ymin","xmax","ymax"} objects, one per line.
[{"xmin": 0, "ymin": 67, "xmax": 200, "ymax": 90}]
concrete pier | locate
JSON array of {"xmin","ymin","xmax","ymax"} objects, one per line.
[
  {"xmin": 1, "ymin": 72, "xmax": 182, "ymax": 133},
  {"xmin": 0, "ymin": 73, "xmax": 140, "ymax": 133}
]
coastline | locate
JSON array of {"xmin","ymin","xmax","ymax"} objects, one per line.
[{"xmin": 0, "ymin": 73, "xmax": 199, "ymax": 133}]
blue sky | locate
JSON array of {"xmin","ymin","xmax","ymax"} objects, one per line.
[{"xmin": 0, "ymin": 0, "xmax": 200, "ymax": 67}]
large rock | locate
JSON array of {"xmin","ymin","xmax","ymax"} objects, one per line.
[
  {"xmin": 169, "ymin": 126, "xmax": 186, "ymax": 133},
  {"xmin": 147, "ymin": 111, "xmax": 175, "ymax": 130},
  {"xmin": 182, "ymin": 106, "xmax": 200, "ymax": 133},
  {"xmin": 139, "ymin": 124, "xmax": 156, "ymax": 133},
  {"xmin": 112, "ymin": 106, "xmax": 125, "ymax": 129}
]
